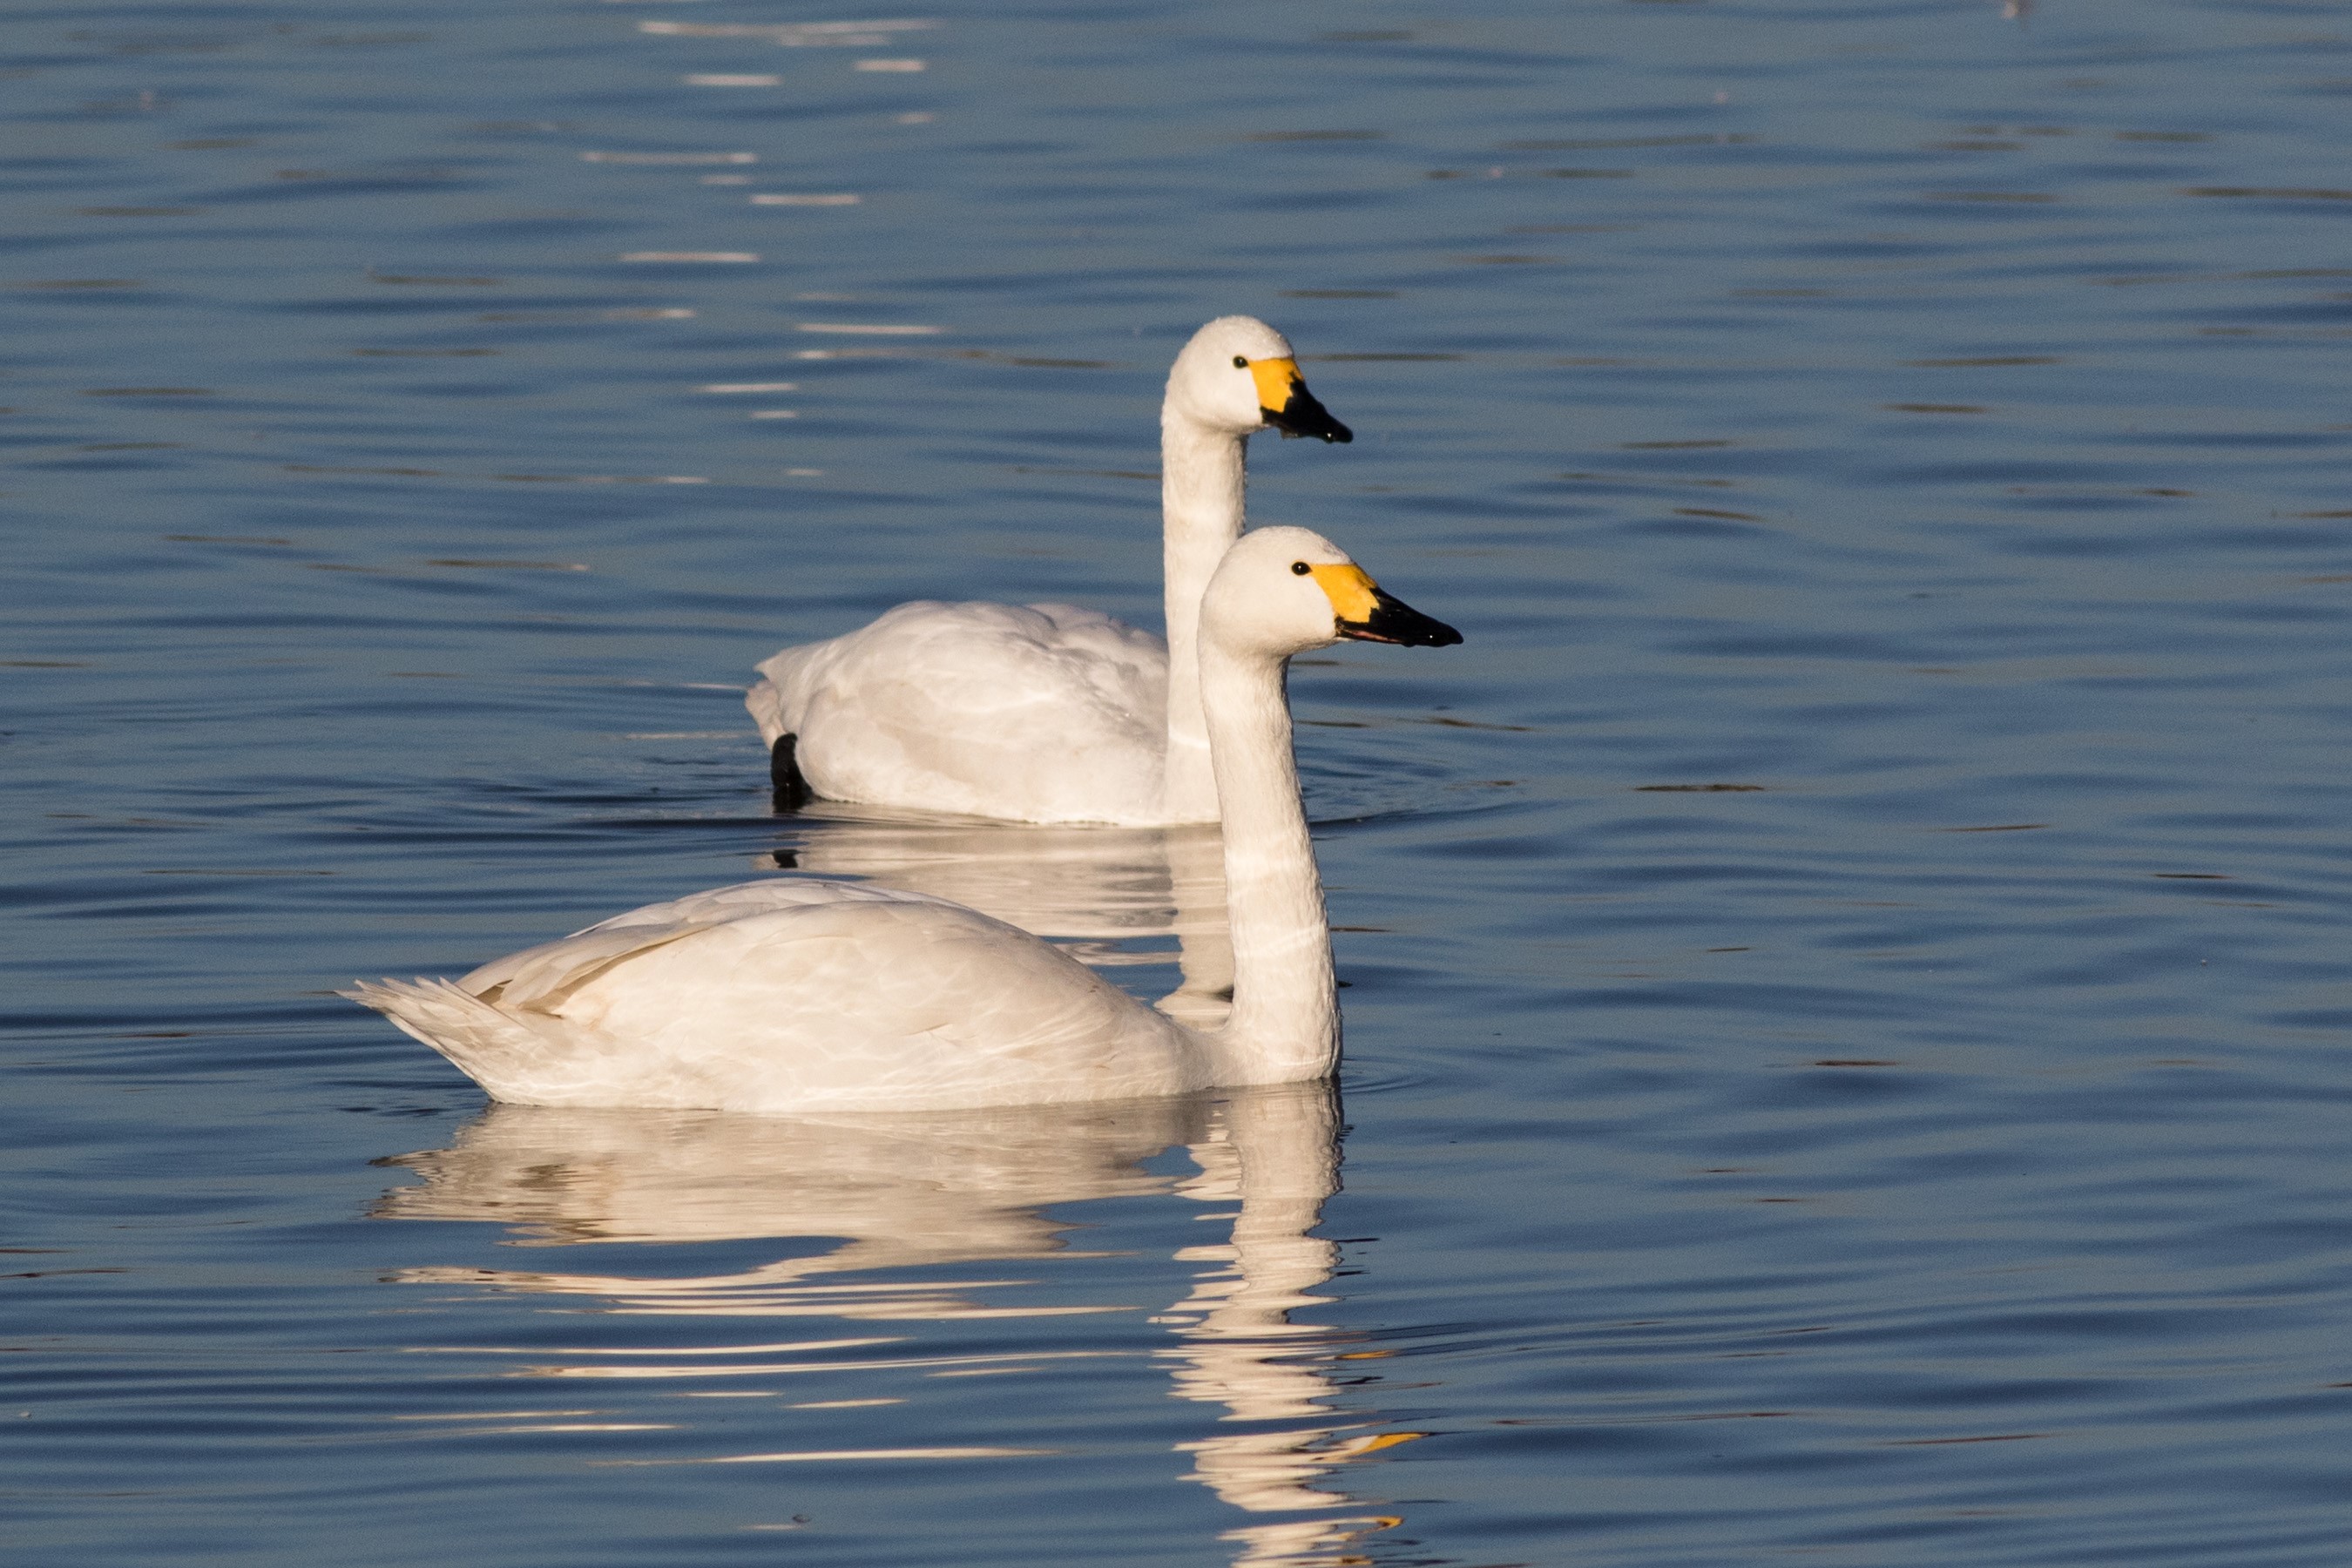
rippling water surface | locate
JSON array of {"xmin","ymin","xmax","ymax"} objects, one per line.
[{"xmin": 10, "ymin": 2, "xmax": 2352, "ymax": 1563}]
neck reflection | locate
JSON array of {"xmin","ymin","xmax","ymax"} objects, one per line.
[{"xmin": 375, "ymin": 1082, "xmax": 1409, "ymax": 1565}]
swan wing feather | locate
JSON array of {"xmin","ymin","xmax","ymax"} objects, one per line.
[
  {"xmin": 350, "ymin": 879, "xmax": 1206, "ymax": 1112},
  {"xmin": 454, "ymin": 880, "xmax": 951, "ymax": 1010},
  {"xmin": 749, "ymin": 601, "xmax": 1171, "ymax": 824}
]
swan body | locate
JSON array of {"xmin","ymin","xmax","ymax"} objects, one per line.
[
  {"xmin": 746, "ymin": 599, "xmax": 1170, "ymax": 825},
  {"xmin": 747, "ymin": 316, "xmax": 1351, "ymax": 826},
  {"xmin": 349, "ymin": 882, "xmax": 1200, "ymax": 1112},
  {"xmin": 351, "ymin": 527, "xmax": 1460, "ymax": 1114}
]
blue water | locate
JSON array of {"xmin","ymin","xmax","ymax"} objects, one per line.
[{"xmin": 10, "ymin": 1, "xmax": 2352, "ymax": 1563}]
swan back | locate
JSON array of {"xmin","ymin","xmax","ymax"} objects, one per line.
[
  {"xmin": 354, "ymin": 879, "xmax": 1208, "ymax": 1113},
  {"xmin": 752, "ymin": 600, "xmax": 1172, "ymax": 823}
]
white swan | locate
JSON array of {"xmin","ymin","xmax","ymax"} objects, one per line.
[
  {"xmin": 744, "ymin": 316, "xmax": 1352, "ymax": 826},
  {"xmin": 348, "ymin": 526, "xmax": 1458, "ymax": 1113}
]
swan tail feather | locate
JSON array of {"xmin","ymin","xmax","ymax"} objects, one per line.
[
  {"xmin": 341, "ymin": 978, "xmax": 556, "ymax": 1098},
  {"xmin": 744, "ymin": 677, "xmax": 789, "ymax": 748}
]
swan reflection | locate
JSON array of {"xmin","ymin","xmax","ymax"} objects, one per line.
[
  {"xmin": 766, "ymin": 809, "xmax": 1233, "ymax": 1025},
  {"xmin": 376, "ymin": 1082, "xmax": 1410, "ymax": 1565}
]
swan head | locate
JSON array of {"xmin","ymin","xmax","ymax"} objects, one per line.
[
  {"xmin": 1166, "ymin": 316, "xmax": 1353, "ymax": 444},
  {"xmin": 1202, "ymin": 525, "xmax": 1463, "ymax": 659}
]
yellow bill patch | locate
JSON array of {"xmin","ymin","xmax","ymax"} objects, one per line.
[
  {"xmin": 1309, "ymin": 562, "xmax": 1380, "ymax": 623},
  {"xmin": 1247, "ymin": 355, "xmax": 1303, "ymax": 414}
]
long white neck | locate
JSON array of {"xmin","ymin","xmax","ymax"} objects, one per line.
[
  {"xmin": 1160, "ymin": 412, "xmax": 1248, "ymax": 822},
  {"xmin": 1195, "ymin": 637, "xmax": 1337, "ymax": 1085}
]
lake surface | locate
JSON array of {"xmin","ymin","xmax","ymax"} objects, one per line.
[{"xmin": 9, "ymin": 0, "xmax": 2352, "ymax": 1563}]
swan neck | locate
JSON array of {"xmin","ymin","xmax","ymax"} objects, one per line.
[
  {"xmin": 1199, "ymin": 639, "xmax": 1337, "ymax": 1084},
  {"xmin": 1161, "ymin": 411, "xmax": 1248, "ymax": 821}
]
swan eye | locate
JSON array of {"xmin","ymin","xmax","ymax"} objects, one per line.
[
  {"xmin": 1233, "ymin": 355, "xmax": 1249, "ymax": 369},
  {"xmin": 1291, "ymin": 561, "xmax": 1311, "ymax": 576}
]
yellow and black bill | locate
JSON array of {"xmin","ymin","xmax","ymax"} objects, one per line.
[
  {"xmin": 1247, "ymin": 356, "xmax": 1354, "ymax": 443},
  {"xmin": 1340, "ymin": 585, "xmax": 1463, "ymax": 646},
  {"xmin": 1309, "ymin": 563, "xmax": 1463, "ymax": 647}
]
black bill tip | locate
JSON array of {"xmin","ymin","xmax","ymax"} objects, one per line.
[
  {"xmin": 1337, "ymin": 587, "xmax": 1463, "ymax": 648},
  {"xmin": 1262, "ymin": 383, "xmax": 1354, "ymax": 443}
]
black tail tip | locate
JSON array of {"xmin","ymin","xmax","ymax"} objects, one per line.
[{"xmin": 769, "ymin": 734, "xmax": 811, "ymax": 814}]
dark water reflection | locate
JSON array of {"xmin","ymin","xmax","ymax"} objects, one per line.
[{"xmin": 9, "ymin": 0, "xmax": 2352, "ymax": 1564}]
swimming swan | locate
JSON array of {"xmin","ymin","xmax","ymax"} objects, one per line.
[
  {"xmin": 744, "ymin": 316, "xmax": 1352, "ymax": 826},
  {"xmin": 348, "ymin": 527, "xmax": 1458, "ymax": 1113}
]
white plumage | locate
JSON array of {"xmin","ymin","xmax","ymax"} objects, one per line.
[
  {"xmin": 746, "ymin": 599, "xmax": 1170, "ymax": 823},
  {"xmin": 348, "ymin": 884, "xmax": 1199, "ymax": 1113},
  {"xmin": 747, "ymin": 316, "xmax": 1352, "ymax": 826},
  {"xmin": 349, "ymin": 527, "xmax": 1460, "ymax": 1114}
]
